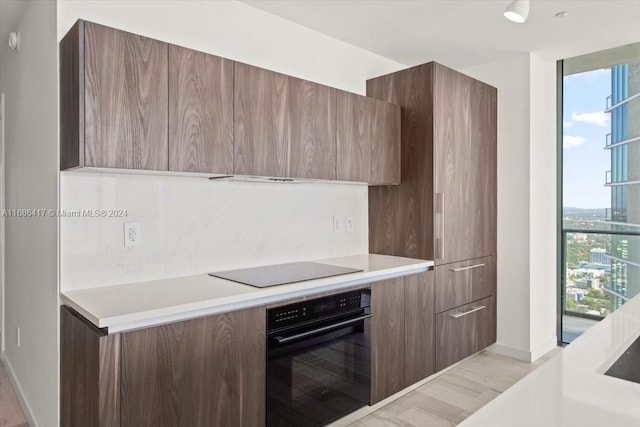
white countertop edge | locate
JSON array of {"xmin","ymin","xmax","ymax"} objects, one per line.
[{"xmin": 63, "ymin": 263, "xmax": 431, "ymax": 334}]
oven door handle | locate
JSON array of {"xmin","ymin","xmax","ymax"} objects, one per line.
[{"xmin": 274, "ymin": 314, "xmax": 372, "ymax": 345}]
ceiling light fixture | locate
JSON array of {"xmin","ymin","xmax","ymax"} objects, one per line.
[{"xmin": 504, "ymin": 0, "xmax": 530, "ymax": 24}]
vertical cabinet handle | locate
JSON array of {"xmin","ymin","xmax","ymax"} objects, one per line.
[{"xmin": 435, "ymin": 192, "xmax": 445, "ymax": 260}]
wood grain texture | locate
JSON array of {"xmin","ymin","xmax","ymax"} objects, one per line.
[
  {"xmin": 336, "ymin": 90, "xmax": 371, "ymax": 182},
  {"xmin": 233, "ymin": 63, "xmax": 289, "ymax": 177},
  {"xmin": 404, "ymin": 270, "xmax": 435, "ymax": 386},
  {"xmin": 435, "ymin": 296, "xmax": 495, "ymax": 371},
  {"xmin": 84, "ymin": 21, "xmax": 168, "ymax": 170},
  {"xmin": 168, "ymin": 45, "xmax": 233, "ymax": 173},
  {"xmin": 434, "ymin": 256, "xmax": 493, "ymax": 313},
  {"xmin": 370, "ymin": 98, "xmax": 401, "ymax": 185},
  {"xmin": 336, "ymin": 91, "xmax": 401, "ymax": 184},
  {"xmin": 368, "ymin": 63, "xmax": 435, "ymax": 259},
  {"xmin": 60, "ymin": 306, "xmax": 120, "ymax": 427},
  {"xmin": 120, "ymin": 306, "xmax": 265, "ymax": 427},
  {"xmin": 234, "ymin": 63, "xmax": 336, "ymax": 179},
  {"xmin": 433, "ymin": 63, "xmax": 472, "ymax": 264},
  {"xmin": 469, "ymin": 78, "xmax": 498, "ymax": 260},
  {"xmin": 60, "ymin": 20, "xmax": 84, "ymax": 170},
  {"xmin": 371, "ymin": 277, "xmax": 405, "ymax": 404},
  {"xmin": 287, "ymin": 76, "xmax": 336, "ymax": 180}
]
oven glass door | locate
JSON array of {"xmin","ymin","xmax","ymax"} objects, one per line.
[{"xmin": 267, "ymin": 315, "xmax": 371, "ymax": 426}]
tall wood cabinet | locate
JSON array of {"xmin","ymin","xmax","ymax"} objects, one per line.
[
  {"xmin": 368, "ymin": 62, "xmax": 497, "ymax": 371},
  {"xmin": 61, "ymin": 305, "xmax": 265, "ymax": 427}
]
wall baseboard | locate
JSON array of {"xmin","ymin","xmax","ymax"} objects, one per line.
[
  {"xmin": 1, "ymin": 352, "xmax": 38, "ymax": 427},
  {"xmin": 488, "ymin": 337, "xmax": 559, "ymax": 363},
  {"xmin": 487, "ymin": 342, "xmax": 533, "ymax": 362}
]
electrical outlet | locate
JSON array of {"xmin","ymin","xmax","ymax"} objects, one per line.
[
  {"xmin": 124, "ymin": 222, "xmax": 142, "ymax": 247},
  {"xmin": 16, "ymin": 327, "xmax": 20, "ymax": 347},
  {"xmin": 333, "ymin": 216, "xmax": 344, "ymax": 233},
  {"xmin": 345, "ymin": 216, "xmax": 354, "ymax": 233}
]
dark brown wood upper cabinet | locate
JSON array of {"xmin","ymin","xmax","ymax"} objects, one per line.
[
  {"xmin": 337, "ymin": 91, "xmax": 400, "ymax": 185},
  {"xmin": 233, "ymin": 62, "xmax": 336, "ymax": 179},
  {"xmin": 61, "ymin": 20, "xmax": 401, "ymax": 182},
  {"xmin": 83, "ymin": 21, "xmax": 168, "ymax": 170},
  {"xmin": 168, "ymin": 45, "xmax": 233, "ymax": 173}
]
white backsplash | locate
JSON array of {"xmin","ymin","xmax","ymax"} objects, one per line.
[{"xmin": 60, "ymin": 172, "xmax": 369, "ymax": 291}]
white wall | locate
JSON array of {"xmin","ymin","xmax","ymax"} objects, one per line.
[
  {"xmin": 57, "ymin": 0, "xmax": 404, "ymax": 95},
  {"xmin": 462, "ymin": 54, "xmax": 558, "ymax": 362},
  {"xmin": 0, "ymin": 1, "xmax": 59, "ymax": 425},
  {"xmin": 61, "ymin": 174, "xmax": 368, "ymax": 290},
  {"xmin": 528, "ymin": 53, "xmax": 558, "ymax": 360}
]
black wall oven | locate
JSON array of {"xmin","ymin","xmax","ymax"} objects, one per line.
[{"xmin": 266, "ymin": 289, "xmax": 372, "ymax": 426}]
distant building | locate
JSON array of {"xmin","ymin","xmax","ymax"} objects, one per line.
[
  {"xmin": 607, "ymin": 62, "xmax": 640, "ymax": 309},
  {"xmin": 590, "ymin": 248, "xmax": 611, "ymax": 264}
]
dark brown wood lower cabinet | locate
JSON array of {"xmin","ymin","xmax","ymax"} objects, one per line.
[
  {"xmin": 120, "ymin": 307, "xmax": 265, "ymax": 427},
  {"xmin": 434, "ymin": 256, "xmax": 493, "ymax": 313},
  {"xmin": 371, "ymin": 277, "xmax": 405, "ymax": 404},
  {"xmin": 404, "ymin": 271, "xmax": 435, "ymax": 385},
  {"xmin": 371, "ymin": 272, "xmax": 436, "ymax": 404},
  {"xmin": 60, "ymin": 306, "xmax": 120, "ymax": 427},
  {"xmin": 61, "ymin": 305, "xmax": 265, "ymax": 427},
  {"xmin": 435, "ymin": 296, "xmax": 495, "ymax": 371}
]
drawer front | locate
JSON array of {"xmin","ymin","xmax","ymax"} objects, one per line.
[
  {"xmin": 435, "ymin": 256, "xmax": 493, "ymax": 313},
  {"xmin": 435, "ymin": 296, "xmax": 495, "ymax": 371}
]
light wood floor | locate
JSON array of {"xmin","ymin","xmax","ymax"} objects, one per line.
[
  {"xmin": 349, "ymin": 348, "xmax": 562, "ymax": 426},
  {"xmin": 0, "ymin": 361, "xmax": 28, "ymax": 427}
]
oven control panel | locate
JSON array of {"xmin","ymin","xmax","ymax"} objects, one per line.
[{"xmin": 267, "ymin": 289, "xmax": 371, "ymax": 332}]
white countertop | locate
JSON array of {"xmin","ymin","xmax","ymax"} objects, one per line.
[
  {"xmin": 460, "ymin": 293, "xmax": 640, "ymax": 427},
  {"xmin": 61, "ymin": 254, "xmax": 432, "ymax": 333}
]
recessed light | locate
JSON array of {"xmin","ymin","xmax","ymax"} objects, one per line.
[{"xmin": 555, "ymin": 11, "xmax": 569, "ymax": 18}]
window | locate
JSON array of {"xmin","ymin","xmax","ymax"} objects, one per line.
[{"xmin": 560, "ymin": 43, "xmax": 640, "ymax": 344}]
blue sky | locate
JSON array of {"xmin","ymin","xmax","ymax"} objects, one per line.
[{"xmin": 563, "ymin": 69, "xmax": 611, "ymax": 209}]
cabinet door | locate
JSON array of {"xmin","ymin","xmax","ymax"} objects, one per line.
[
  {"xmin": 234, "ymin": 63, "xmax": 336, "ymax": 179},
  {"xmin": 434, "ymin": 65, "xmax": 497, "ymax": 264},
  {"xmin": 169, "ymin": 45, "xmax": 233, "ymax": 173},
  {"xmin": 469, "ymin": 79, "xmax": 498, "ymax": 259},
  {"xmin": 337, "ymin": 91, "xmax": 401, "ymax": 184},
  {"xmin": 404, "ymin": 270, "xmax": 435, "ymax": 386},
  {"xmin": 234, "ymin": 63, "xmax": 289, "ymax": 177},
  {"xmin": 120, "ymin": 307, "xmax": 265, "ymax": 427},
  {"xmin": 435, "ymin": 296, "xmax": 495, "ymax": 371},
  {"xmin": 84, "ymin": 22, "xmax": 168, "ymax": 170},
  {"xmin": 287, "ymin": 77, "xmax": 336, "ymax": 180},
  {"xmin": 433, "ymin": 64, "xmax": 471, "ymax": 264},
  {"xmin": 371, "ymin": 277, "xmax": 405, "ymax": 404},
  {"xmin": 60, "ymin": 306, "xmax": 120, "ymax": 427}
]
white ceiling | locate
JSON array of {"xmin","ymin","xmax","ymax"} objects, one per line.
[{"xmin": 243, "ymin": 0, "xmax": 640, "ymax": 69}]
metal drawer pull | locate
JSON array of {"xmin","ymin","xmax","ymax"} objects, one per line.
[
  {"xmin": 450, "ymin": 263, "xmax": 486, "ymax": 272},
  {"xmin": 450, "ymin": 305, "xmax": 486, "ymax": 319}
]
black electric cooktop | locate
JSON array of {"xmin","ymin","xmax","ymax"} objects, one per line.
[{"xmin": 209, "ymin": 261, "xmax": 363, "ymax": 288}]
